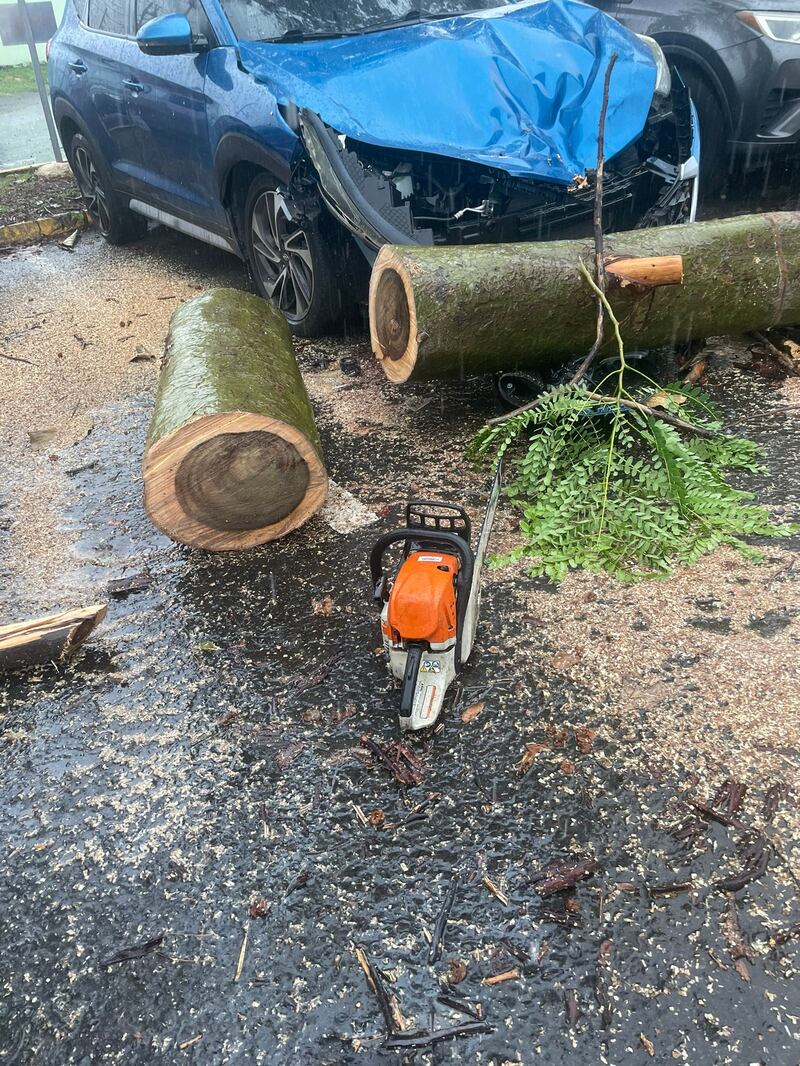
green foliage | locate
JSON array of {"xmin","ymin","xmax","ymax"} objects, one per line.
[{"xmin": 471, "ymin": 381, "xmax": 795, "ymax": 581}]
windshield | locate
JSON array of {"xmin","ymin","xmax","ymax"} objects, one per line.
[{"xmin": 219, "ymin": 0, "xmax": 517, "ymax": 43}]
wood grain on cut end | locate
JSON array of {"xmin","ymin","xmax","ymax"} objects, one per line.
[
  {"xmin": 369, "ymin": 247, "xmax": 418, "ymax": 383},
  {"xmin": 142, "ymin": 288, "xmax": 328, "ymax": 551},
  {"xmin": 143, "ymin": 412, "xmax": 327, "ymax": 551}
]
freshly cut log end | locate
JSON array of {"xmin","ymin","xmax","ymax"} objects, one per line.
[
  {"xmin": 143, "ymin": 289, "xmax": 328, "ymax": 551},
  {"xmin": 369, "ymin": 248, "xmax": 419, "ymax": 384},
  {"xmin": 0, "ymin": 603, "xmax": 107, "ymax": 673}
]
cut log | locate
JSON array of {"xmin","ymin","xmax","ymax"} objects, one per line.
[
  {"xmin": 369, "ymin": 211, "xmax": 800, "ymax": 383},
  {"xmin": 143, "ymin": 289, "xmax": 327, "ymax": 550},
  {"xmin": 0, "ymin": 603, "xmax": 107, "ymax": 673}
]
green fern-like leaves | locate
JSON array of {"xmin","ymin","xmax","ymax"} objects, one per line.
[{"xmin": 472, "ymin": 383, "xmax": 794, "ymax": 581}]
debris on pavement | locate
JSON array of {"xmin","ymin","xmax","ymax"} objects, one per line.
[
  {"xmin": 100, "ymin": 934, "xmax": 164, "ymax": 967},
  {"xmin": 107, "ymin": 572, "xmax": 152, "ymax": 598},
  {"xmin": 0, "ymin": 602, "xmax": 106, "ymax": 673},
  {"xmin": 319, "ymin": 481, "xmax": 378, "ymax": 534}
]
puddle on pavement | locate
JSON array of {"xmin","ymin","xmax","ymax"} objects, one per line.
[{"xmin": 1, "ymin": 340, "xmax": 799, "ymax": 1063}]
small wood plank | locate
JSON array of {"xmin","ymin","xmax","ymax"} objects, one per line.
[{"xmin": 0, "ymin": 603, "xmax": 107, "ymax": 673}]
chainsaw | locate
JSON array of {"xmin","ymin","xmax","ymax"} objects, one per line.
[{"xmin": 370, "ymin": 466, "xmax": 502, "ymax": 731}]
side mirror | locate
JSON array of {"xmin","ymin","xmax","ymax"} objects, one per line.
[{"xmin": 136, "ymin": 13, "xmax": 204, "ymax": 55}]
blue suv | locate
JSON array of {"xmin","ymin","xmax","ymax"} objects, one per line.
[{"xmin": 49, "ymin": 0, "xmax": 700, "ymax": 335}]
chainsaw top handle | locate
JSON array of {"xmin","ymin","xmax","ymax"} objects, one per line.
[{"xmin": 370, "ymin": 529, "xmax": 475, "ymax": 667}]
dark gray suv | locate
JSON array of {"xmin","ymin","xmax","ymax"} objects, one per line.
[{"xmin": 590, "ymin": 0, "xmax": 800, "ymax": 187}]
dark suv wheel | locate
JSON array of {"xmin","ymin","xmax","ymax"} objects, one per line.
[
  {"xmin": 244, "ymin": 173, "xmax": 344, "ymax": 337},
  {"xmin": 68, "ymin": 132, "xmax": 147, "ymax": 245}
]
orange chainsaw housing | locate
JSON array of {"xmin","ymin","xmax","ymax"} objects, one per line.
[{"xmin": 385, "ymin": 551, "xmax": 459, "ymax": 645}]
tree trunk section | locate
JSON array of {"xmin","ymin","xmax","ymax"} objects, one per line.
[
  {"xmin": 369, "ymin": 211, "xmax": 800, "ymax": 383},
  {"xmin": 0, "ymin": 603, "xmax": 107, "ymax": 673},
  {"xmin": 143, "ymin": 289, "xmax": 327, "ymax": 550}
]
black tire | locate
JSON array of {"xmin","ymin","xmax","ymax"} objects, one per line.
[
  {"xmin": 674, "ymin": 67, "xmax": 729, "ymax": 199},
  {"xmin": 68, "ymin": 132, "xmax": 147, "ymax": 245},
  {"xmin": 244, "ymin": 173, "xmax": 344, "ymax": 337}
]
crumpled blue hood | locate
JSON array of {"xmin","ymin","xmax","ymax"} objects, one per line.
[{"xmin": 238, "ymin": 0, "xmax": 657, "ymax": 186}]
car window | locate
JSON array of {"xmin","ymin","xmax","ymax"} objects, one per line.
[
  {"xmin": 87, "ymin": 0, "xmax": 130, "ymax": 33},
  {"xmin": 218, "ymin": 0, "xmax": 519, "ymax": 44},
  {"xmin": 134, "ymin": 0, "xmax": 211, "ymax": 36},
  {"xmin": 73, "ymin": 0, "xmax": 89, "ymax": 22}
]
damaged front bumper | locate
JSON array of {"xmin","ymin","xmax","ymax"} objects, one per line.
[{"xmin": 296, "ymin": 88, "xmax": 700, "ymax": 258}]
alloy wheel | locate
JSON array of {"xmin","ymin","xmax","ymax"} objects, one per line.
[
  {"xmin": 72, "ymin": 144, "xmax": 111, "ymax": 235},
  {"xmin": 250, "ymin": 190, "xmax": 314, "ymax": 322}
]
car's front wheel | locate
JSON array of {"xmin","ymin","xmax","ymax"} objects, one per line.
[
  {"xmin": 244, "ymin": 175, "xmax": 344, "ymax": 336},
  {"xmin": 68, "ymin": 132, "xmax": 147, "ymax": 245}
]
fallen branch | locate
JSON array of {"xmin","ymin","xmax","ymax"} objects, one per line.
[
  {"xmin": 354, "ymin": 946, "xmax": 406, "ymax": 1036},
  {"xmin": 485, "ymin": 383, "xmax": 721, "ymax": 437},
  {"xmin": 722, "ymin": 893, "xmax": 753, "ymax": 982},
  {"xmin": 649, "ymin": 880, "xmax": 693, "ymax": 896},
  {"xmin": 715, "ymin": 835, "xmax": 771, "ymax": 892},
  {"xmin": 687, "ymin": 799, "xmax": 746, "ymax": 831},
  {"xmin": 750, "ymin": 330, "xmax": 800, "ymax": 378},
  {"xmin": 428, "ymin": 875, "xmax": 459, "ymax": 964},
  {"xmin": 436, "ymin": 991, "xmax": 484, "ymax": 1021},
  {"xmin": 359, "ymin": 734, "xmax": 424, "ymax": 787},
  {"xmin": 384, "ymin": 1021, "xmax": 493, "ymax": 1050}
]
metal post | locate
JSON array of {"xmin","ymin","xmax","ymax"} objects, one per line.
[{"xmin": 17, "ymin": 0, "xmax": 62, "ymax": 162}]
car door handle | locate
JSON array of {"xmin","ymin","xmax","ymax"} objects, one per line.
[
  {"xmin": 123, "ymin": 79, "xmax": 144, "ymax": 93},
  {"xmin": 68, "ymin": 59, "xmax": 87, "ymax": 74}
]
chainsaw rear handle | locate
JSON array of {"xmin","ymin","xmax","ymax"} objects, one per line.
[{"xmin": 370, "ymin": 529, "xmax": 474, "ymax": 667}]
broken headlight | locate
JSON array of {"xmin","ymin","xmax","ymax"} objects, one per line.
[{"xmin": 637, "ymin": 35, "xmax": 672, "ymax": 97}]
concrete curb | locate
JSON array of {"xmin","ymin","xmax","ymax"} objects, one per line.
[
  {"xmin": 0, "ymin": 210, "xmax": 93, "ymax": 249},
  {"xmin": 0, "ymin": 161, "xmax": 72, "ymax": 179}
]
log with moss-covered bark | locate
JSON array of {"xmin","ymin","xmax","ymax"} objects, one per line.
[
  {"xmin": 143, "ymin": 289, "xmax": 327, "ymax": 551},
  {"xmin": 369, "ymin": 212, "xmax": 800, "ymax": 383}
]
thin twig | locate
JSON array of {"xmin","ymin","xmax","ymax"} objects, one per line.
[
  {"xmin": 569, "ymin": 51, "xmax": 619, "ymax": 386},
  {"xmin": 429, "ymin": 874, "xmax": 459, "ymax": 964},
  {"xmin": 587, "ymin": 394, "xmax": 720, "ymax": 438},
  {"xmin": 0, "ymin": 351, "xmax": 36, "ymax": 365}
]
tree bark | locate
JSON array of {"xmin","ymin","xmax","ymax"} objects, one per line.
[
  {"xmin": 0, "ymin": 603, "xmax": 106, "ymax": 673},
  {"xmin": 143, "ymin": 289, "xmax": 327, "ymax": 551},
  {"xmin": 368, "ymin": 211, "xmax": 800, "ymax": 383}
]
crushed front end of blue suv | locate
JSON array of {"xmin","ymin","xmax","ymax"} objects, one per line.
[{"xmin": 49, "ymin": 0, "xmax": 700, "ymax": 335}]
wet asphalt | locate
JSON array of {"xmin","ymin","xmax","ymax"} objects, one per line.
[{"xmin": 1, "ymin": 191, "xmax": 800, "ymax": 1063}]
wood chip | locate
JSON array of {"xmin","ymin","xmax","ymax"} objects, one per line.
[
  {"xmin": 233, "ymin": 927, "xmax": 248, "ymax": 983},
  {"xmin": 461, "ymin": 701, "xmax": 485, "ymax": 723},
  {"xmin": 482, "ymin": 877, "xmax": 509, "ymax": 907},
  {"xmin": 518, "ymin": 742, "xmax": 549, "ymax": 773},
  {"xmin": 482, "ymin": 968, "xmax": 519, "ymax": 986},
  {"xmin": 552, "ymin": 649, "xmax": 582, "ymax": 671},
  {"xmin": 178, "ymin": 1034, "xmax": 203, "ymax": 1051},
  {"xmin": 575, "ymin": 726, "xmax": 596, "ymax": 753},
  {"xmin": 640, "ymin": 1033, "xmax": 655, "ymax": 1057}
]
